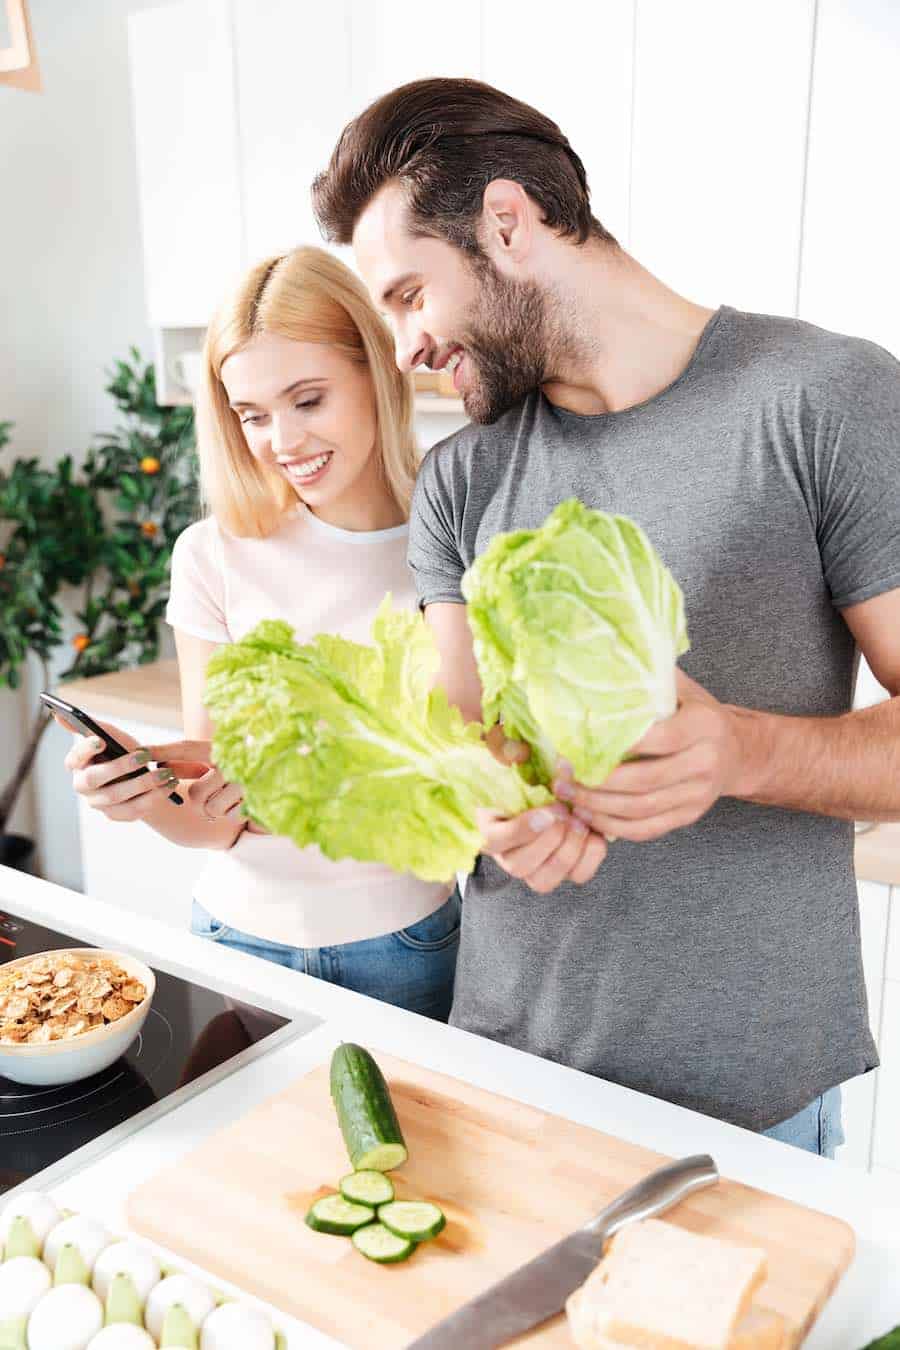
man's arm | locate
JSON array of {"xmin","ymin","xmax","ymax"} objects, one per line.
[{"xmin": 559, "ymin": 588, "xmax": 900, "ymax": 840}]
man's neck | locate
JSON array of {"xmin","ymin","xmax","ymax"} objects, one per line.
[{"xmin": 539, "ymin": 244, "xmax": 717, "ymax": 416}]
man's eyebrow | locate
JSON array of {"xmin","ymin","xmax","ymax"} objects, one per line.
[
  {"xmin": 380, "ymin": 273, "xmax": 419, "ymax": 306},
  {"xmin": 230, "ymin": 377, "xmax": 325, "ymax": 409}
]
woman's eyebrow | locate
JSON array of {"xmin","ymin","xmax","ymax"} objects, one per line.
[{"xmin": 230, "ymin": 377, "xmax": 326, "ymax": 409}]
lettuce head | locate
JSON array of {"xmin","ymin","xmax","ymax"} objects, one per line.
[
  {"xmin": 204, "ymin": 598, "xmax": 550, "ymax": 881},
  {"xmin": 461, "ymin": 499, "xmax": 689, "ymax": 787}
]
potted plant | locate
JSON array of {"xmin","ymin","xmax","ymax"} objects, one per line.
[{"xmin": 0, "ymin": 352, "xmax": 198, "ymax": 871}]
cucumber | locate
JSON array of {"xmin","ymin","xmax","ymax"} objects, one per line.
[
  {"xmin": 351, "ymin": 1222, "xmax": 414, "ymax": 1264},
  {"xmin": 377, "ymin": 1201, "xmax": 446, "ymax": 1242},
  {"xmin": 339, "ymin": 1170, "xmax": 395, "ymax": 1206},
  {"xmin": 305, "ymin": 1195, "xmax": 375, "ymax": 1235},
  {"xmin": 330, "ymin": 1044, "xmax": 408, "ymax": 1172}
]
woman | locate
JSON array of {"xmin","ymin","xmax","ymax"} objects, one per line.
[{"xmin": 63, "ymin": 247, "xmax": 459, "ymax": 1020}]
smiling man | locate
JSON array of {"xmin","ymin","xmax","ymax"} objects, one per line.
[{"xmin": 312, "ymin": 78, "xmax": 900, "ymax": 1153}]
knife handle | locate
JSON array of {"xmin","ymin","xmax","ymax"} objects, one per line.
[{"xmin": 583, "ymin": 1153, "xmax": 718, "ymax": 1239}]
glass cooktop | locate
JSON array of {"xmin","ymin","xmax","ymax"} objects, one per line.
[{"xmin": 0, "ymin": 908, "xmax": 290, "ymax": 1195}]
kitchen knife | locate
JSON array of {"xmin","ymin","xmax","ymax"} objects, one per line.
[{"xmin": 406, "ymin": 1152, "xmax": 719, "ymax": 1349}]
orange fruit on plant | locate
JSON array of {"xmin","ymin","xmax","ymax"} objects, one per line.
[
  {"xmin": 0, "ymin": 553, "xmax": 6, "ymax": 569},
  {"xmin": 72, "ymin": 634, "xmax": 90, "ymax": 653},
  {"xmin": 140, "ymin": 456, "xmax": 161, "ymax": 475},
  {"xmin": 140, "ymin": 520, "xmax": 158, "ymax": 538}
]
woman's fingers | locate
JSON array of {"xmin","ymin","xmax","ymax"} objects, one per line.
[
  {"xmin": 77, "ymin": 763, "xmax": 177, "ymax": 808},
  {"xmin": 187, "ymin": 769, "xmax": 244, "ymax": 820},
  {"xmin": 484, "ymin": 724, "xmax": 531, "ymax": 765}
]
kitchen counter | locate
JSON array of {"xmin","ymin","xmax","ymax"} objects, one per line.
[
  {"xmin": 61, "ymin": 660, "xmax": 900, "ymax": 887},
  {"xmin": 1, "ymin": 863, "xmax": 900, "ymax": 1349}
]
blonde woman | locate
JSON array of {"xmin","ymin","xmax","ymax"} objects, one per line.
[{"xmin": 63, "ymin": 247, "xmax": 459, "ymax": 1020}]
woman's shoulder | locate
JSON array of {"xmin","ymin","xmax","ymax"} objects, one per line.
[{"xmin": 172, "ymin": 515, "xmax": 221, "ymax": 559}]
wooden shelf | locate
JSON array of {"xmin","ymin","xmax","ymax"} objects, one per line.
[
  {"xmin": 59, "ymin": 661, "xmax": 182, "ymax": 731},
  {"xmin": 414, "ymin": 395, "xmax": 465, "ymax": 415}
]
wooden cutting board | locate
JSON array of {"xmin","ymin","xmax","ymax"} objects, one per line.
[{"xmin": 127, "ymin": 1052, "xmax": 855, "ymax": 1348}]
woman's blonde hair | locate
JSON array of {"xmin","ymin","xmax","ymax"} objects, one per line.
[{"xmin": 196, "ymin": 246, "xmax": 417, "ymax": 537}]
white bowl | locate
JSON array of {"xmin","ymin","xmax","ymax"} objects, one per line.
[{"xmin": 0, "ymin": 949, "xmax": 155, "ymax": 1086}]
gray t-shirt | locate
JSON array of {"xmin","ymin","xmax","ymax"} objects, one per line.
[{"xmin": 408, "ymin": 305, "xmax": 900, "ymax": 1131}]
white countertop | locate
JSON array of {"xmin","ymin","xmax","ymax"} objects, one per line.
[{"xmin": 2, "ymin": 862, "xmax": 899, "ymax": 1349}]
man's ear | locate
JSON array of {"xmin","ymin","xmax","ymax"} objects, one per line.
[{"xmin": 480, "ymin": 179, "xmax": 534, "ymax": 266}]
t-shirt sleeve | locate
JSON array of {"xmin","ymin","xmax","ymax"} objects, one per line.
[
  {"xmin": 165, "ymin": 521, "xmax": 230, "ymax": 643},
  {"xmin": 407, "ymin": 445, "xmax": 466, "ymax": 607},
  {"xmin": 812, "ymin": 338, "xmax": 900, "ymax": 610}
]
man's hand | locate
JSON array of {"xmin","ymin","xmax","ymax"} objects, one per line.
[
  {"xmin": 479, "ymin": 725, "xmax": 608, "ymax": 892},
  {"xmin": 476, "ymin": 806, "xmax": 608, "ymax": 893},
  {"xmin": 553, "ymin": 670, "xmax": 746, "ymax": 843}
]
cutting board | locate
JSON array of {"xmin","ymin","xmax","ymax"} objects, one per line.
[{"xmin": 127, "ymin": 1052, "xmax": 855, "ymax": 1348}]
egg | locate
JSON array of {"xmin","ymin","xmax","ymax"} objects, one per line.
[
  {"xmin": 0, "ymin": 1254, "xmax": 51, "ymax": 1320},
  {"xmin": 144, "ymin": 1273, "xmax": 216, "ymax": 1342},
  {"xmin": 44, "ymin": 1214, "xmax": 112, "ymax": 1276},
  {"xmin": 91, "ymin": 1240, "xmax": 161, "ymax": 1304},
  {"xmin": 26, "ymin": 1283, "xmax": 104, "ymax": 1350},
  {"xmin": 0, "ymin": 1191, "xmax": 61, "ymax": 1253},
  {"xmin": 86, "ymin": 1327, "xmax": 157, "ymax": 1349},
  {"xmin": 200, "ymin": 1301, "xmax": 275, "ymax": 1350}
]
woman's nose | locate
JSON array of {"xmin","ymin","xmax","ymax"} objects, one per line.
[{"xmin": 271, "ymin": 417, "xmax": 308, "ymax": 457}]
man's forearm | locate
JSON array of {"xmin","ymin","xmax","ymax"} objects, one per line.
[{"xmin": 730, "ymin": 695, "xmax": 900, "ymax": 820}]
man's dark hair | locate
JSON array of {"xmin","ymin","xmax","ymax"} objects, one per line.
[{"xmin": 312, "ymin": 77, "xmax": 616, "ymax": 254}]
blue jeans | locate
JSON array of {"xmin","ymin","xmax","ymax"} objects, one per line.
[
  {"xmin": 761, "ymin": 1085, "xmax": 844, "ymax": 1158},
  {"xmin": 190, "ymin": 891, "xmax": 461, "ymax": 1022}
]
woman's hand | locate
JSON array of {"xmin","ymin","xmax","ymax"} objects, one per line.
[
  {"xmin": 61, "ymin": 720, "xmax": 195, "ymax": 823},
  {"xmin": 141, "ymin": 739, "xmax": 253, "ymax": 827}
]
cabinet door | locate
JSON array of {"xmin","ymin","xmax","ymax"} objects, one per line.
[
  {"xmin": 482, "ymin": 0, "xmax": 634, "ymax": 247},
  {"xmin": 234, "ymin": 0, "xmax": 353, "ymax": 263},
  {"xmin": 798, "ymin": 0, "xmax": 900, "ymax": 355},
  {"xmin": 349, "ymin": 0, "xmax": 482, "ymax": 115},
  {"xmin": 128, "ymin": 0, "xmax": 244, "ymax": 326},
  {"xmin": 837, "ymin": 881, "xmax": 889, "ymax": 1169},
  {"xmin": 873, "ymin": 978, "xmax": 900, "ymax": 1171},
  {"xmin": 629, "ymin": 0, "xmax": 815, "ymax": 314}
]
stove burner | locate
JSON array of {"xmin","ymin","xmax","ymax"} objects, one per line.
[{"xmin": 0, "ymin": 908, "xmax": 288, "ymax": 1194}]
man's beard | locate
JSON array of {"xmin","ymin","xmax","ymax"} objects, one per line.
[{"xmin": 458, "ymin": 262, "xmax": 555, "ymax": 425}]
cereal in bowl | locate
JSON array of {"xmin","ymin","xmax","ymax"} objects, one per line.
[{"xmin": 0, "ymin": 953, "xmax": 146, "ymax": 1045}]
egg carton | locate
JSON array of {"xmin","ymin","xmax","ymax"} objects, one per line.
[{"xmin": 0, "ymin": 1192, "xmax": 287, "ymax": 1350}]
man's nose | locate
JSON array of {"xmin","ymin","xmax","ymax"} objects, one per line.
[{"xmin": 395, "ymin": 320, "xmax": 430, "ymax": 375}]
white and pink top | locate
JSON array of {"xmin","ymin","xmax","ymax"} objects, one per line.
[{"xmin": 166, "ymin": 506, "xmax": 450, "ymax": 948}]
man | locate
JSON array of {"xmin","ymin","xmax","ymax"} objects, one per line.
[{"xmin": 312, "ymin": 78, "xmax": 900, "ymax": 1155}]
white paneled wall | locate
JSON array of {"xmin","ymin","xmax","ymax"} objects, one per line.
[
  {"xmin": 629, "ymin": 0, "xmax": 816, "ymax": 313},
  {"xmin": 481, "ymin": 0, "xmax": 634, "ymax": 246}
]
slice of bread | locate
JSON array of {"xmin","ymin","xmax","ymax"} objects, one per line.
[
  {"xmin": 567, "ymin": 1305, "xmax": 786, "ymax": 1350},
  {"xmin": 728, "ymin": 1308, "xmax": 787, "ymax": 1350},
  {"xmin": 565, "ymin": 1218, "xmax": 768, "ymax": 1350}
]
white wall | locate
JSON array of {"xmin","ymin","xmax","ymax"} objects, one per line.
[{"xmin": 0, "ymin": 0, "xmax": 179, "ymax": 887}]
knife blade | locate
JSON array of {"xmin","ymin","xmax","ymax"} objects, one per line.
[{"xmin": 406, "ymin": 1153, "xmax": 719, "ymax": 1349}]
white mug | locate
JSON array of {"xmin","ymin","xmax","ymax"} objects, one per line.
[{"xmin": 166, "ymin": 350, "xmax": 204, "ymax": 396}]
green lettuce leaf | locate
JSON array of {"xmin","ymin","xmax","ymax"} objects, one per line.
[
  {"xmin": 461, "ymin": 499, "xmax": 689, "ymax": 787},
  {"xmin": 204, "ymin": 598, "xmax": 550, "ymax": 881}
]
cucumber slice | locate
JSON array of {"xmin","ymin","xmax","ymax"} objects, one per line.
[
  {"xmin": 377, "ymin": 1201, "xmax": 446, "ymax": 1242},
  {"xmin": 339, "ymin": 1171, "xmax": 395, "ymax": 1206},
  {"xmin": 305, "ymin": 1195, "xmax": 375, "ymax": 1236},
  {"xmin": 351, "ymin": 1222, "xmax": 414, "ymax": 1264},
  {"xmin": 330, "ymin": 1044, "xmax": 409, "ymax": 1173}
]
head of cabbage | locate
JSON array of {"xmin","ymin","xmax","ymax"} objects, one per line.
[{"xmin": 461, "ymin": 499, "xmax": 689, "ymax": 787}]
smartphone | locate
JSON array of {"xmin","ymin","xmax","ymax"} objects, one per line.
[{"xmin": 40, "ymin": 691, "xmax": 183, "ymax": 806}]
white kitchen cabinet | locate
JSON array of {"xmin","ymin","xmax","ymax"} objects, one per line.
[
  {"xmin": 887, "ymin": 883, "xmax": 900, "ymax": 983},
  {"xmin": 76, "ymin": 717, "xmax": 205, "ymax": 934},
  {"xmin": 128, "ymin": 0, "xmax": 244, "ymax": 326},
  {"xmin": 233, "ymin": 0, "xmax": 353, "ymax": 264},
  {"xmin": 837, "ymin": 881, "xmax": 890, "ymax": 1169},
  {"xmin": 481, "ymin": 0, "xmax": 634, "ymax": 247},
  {"xmin": 873, "ymin": 976, "xmax": 900, "ymax": 1172},
  {"xmin": 797, "ymin": 0, "xmax": 900, "ymax": 356},
  {"xmin": 348, "ymin": 0, "xmax": 481, "ymax": 115},
  {"xmin": 629, "ymin": 0, "xmax": 815, "ymax": 314}
]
